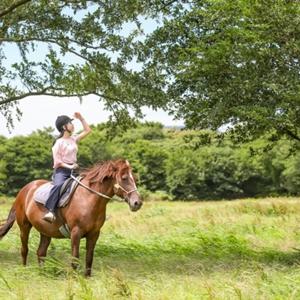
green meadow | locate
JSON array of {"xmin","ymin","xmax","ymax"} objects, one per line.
[{"xmin": 1, "ymin": 197, "xmax": 300, "ymax": 300}]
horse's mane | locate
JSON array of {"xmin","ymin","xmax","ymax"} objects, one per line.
[{"xmin": 80, "ymin": 159, "xmax": 129, "ymax": 184}]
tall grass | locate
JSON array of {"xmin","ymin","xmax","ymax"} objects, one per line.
[{"xmin": 1, "ymin": 197, "xmax": 300, "ymax": 299}]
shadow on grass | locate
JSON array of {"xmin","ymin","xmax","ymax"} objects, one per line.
[
  {"xmin": 93, "ymin": 232, "xmax": 300, "ymax": 275},
  {"xmin": 2, "ymin": 232, "xmax": 300, "ymax": 277},
  {"xmin": 0, "ymin": 249, "xmax": 39, "ymax": 268},
  {"xmin": 0, "ymin": 250, "xmax": 20, "ymax": 266}
]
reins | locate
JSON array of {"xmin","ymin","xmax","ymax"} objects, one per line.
[
  {"xmin": 71, "ymin": 175, "xmax": 112, "ymax": 199},
  {"xmin": 70, "ymin": 175, "xmax": 138, "ymax": 201}
]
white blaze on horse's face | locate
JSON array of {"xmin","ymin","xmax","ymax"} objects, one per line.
[
  {"xmin": 115, "ymin": 162, "xmax": 142, "ymax": 212},
  {"xmin": 125, "ymin": 169, "xmax": 142, "ymax": 212},
  {"xmin": 129, "ymin": 170, "xmax": 138, "ymax": 192}
]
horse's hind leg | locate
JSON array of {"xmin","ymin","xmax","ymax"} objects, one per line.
[
  {"xmin": 37, "ymin": 234, "xmax": 51, "ymax": 265},
  {"xmin": 20, "ymin": 222, "xmax": 32, "ymax": 266}
]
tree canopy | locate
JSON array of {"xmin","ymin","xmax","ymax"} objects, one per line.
[
  {"xmin": 138, "ymin": 0, "xmax": 300, "ymax": 142},
  {"xmin": 1, "ymin": 0, "xmax": 299, "ymax": 142},
  {"xmin": 1, "ymin": 122, "xmax": 299, "ymax": 199},
  {"xmin": 0, "ymin": 0, "xmax": 167, "ymax": 128}
]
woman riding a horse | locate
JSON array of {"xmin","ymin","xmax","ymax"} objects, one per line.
[
  {"xmin": 0, "ymin": 114, "xmax": 142, "ymax": 276},
  {"xmin": 43, "ymin": 112, "xmax": 91, "ymax": 223}
]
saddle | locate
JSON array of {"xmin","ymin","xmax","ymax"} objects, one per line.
[{"xmin": 33, "ymin": 176, "xmax": 82, "ymax": 207}]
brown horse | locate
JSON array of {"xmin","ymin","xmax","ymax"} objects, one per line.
[{"xmin": 0, "ymin": 159, "xmax": 142, "ymax": 276}]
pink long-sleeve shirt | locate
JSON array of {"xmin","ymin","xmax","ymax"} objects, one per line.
[{"xmin": 52, "ymin": 136, "xmax": 78, "ymax": 169}]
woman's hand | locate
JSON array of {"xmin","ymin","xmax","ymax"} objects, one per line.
[
  {"xmin": 73, "ymin": 112, "xmax": 83, "ymax": 121},
  {"xmin": 71, "ymin": 163, "xmax": 79, "ymax": 169},
  {"xmin": 61, "ymin": 163, "xmax": 78, "ymax": 169}
]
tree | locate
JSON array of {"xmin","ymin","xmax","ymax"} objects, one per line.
[
  {"xmin": 0, "ymin": 0, "xmax": 167, "ymax": 129},
  {"xmin": 77, "ymin": 125, "xmax": 113, "ymax": 166},
  {"xmin": 0, "ymin": 129, "xmax": 53, "ymax": 195},
  {"xmin": 121, "ymin": 139, "xmax": 168, "ymax": 192},
  {"xmin": 139, "ymin": 0, "xmax": 300, "ymax": 142},
  {"xmin": 165, "ymin": 148, "xmax": 206, "ymax": 199},
  {"xmin": 281, "ymin": 153, "xmax": 300, "ymax": 194},
  {"xmin": 2, "ymin": 1, "xmax": 300, "ymax": 144}
]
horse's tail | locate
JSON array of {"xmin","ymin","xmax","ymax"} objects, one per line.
[{"xmin": 0, "ymin": 204, "xmax": 16, "ymax": 240}]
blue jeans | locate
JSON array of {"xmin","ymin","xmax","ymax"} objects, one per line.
[{"xmin": 45, "ymin": 167, "xmax": 72, "ymax": 212}]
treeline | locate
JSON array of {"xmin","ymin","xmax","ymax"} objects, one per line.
[{"xmin": 0, "ymin": 123, "xmax": 299, "ymax": 200}]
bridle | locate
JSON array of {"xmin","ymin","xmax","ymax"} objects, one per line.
[
  {"xmin": 70, "ymin": 174, "xmax": 138, "ymax": 201},
  {"xmin": 113, "ymin": 183, "xmax": 138, "ymax": 196}
]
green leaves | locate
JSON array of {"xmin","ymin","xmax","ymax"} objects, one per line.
[
  {"xmin": 140, "ymin": 0, "xmax": 300, "ymax": 141},
  {"xmin": 0, "ymin": 122, "xmax": 300, "ymax": 198},
  {"xmin": 0, "ymin": 0, "xmax": 168, "ymax": 129},
  {"xmin": 1, "ymin": 0, "xmax": 299, "ymax": 141}
]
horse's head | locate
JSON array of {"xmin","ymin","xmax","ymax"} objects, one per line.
[
  {"xmin": 81, "ymin": 159, "xmax": 143, "ymax": 211},
  {"xmin": 113, "ymin": 160, "xmax": 142, "ymax": 212}
]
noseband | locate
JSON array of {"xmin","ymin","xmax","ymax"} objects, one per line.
[
  {"xmin": 70, "ymin": 175, "xmax": 137, "ymax": 201},
  {"xmin": 113, "ymin": 183, "xmax": 137, "ymax": 195}
]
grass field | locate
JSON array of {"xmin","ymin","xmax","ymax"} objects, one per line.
[{"xmin": 1, "ymin": 197, "xmax": 300, "ymax": 299}]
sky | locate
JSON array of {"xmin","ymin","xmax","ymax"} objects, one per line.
[{"xmin": 0, "ymin": 95, "xmax": 184, "ymax": 137}]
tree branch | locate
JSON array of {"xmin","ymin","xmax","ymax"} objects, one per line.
[
  {"xmin": 275, "ymin": 124, "xmax": 300, "ymax": 142},
  {"xmin": 0, "ymin": 0, "xmax": 31, "ymax": 19},
  {"xmin": 0, "ymin": 87, "xmax": 51, "ymax": 105},
  {"xmin": 159, "ymin": 0, "xmax": 179, "ymax": 10},
  {"xmin": 281, "ymin": 127, "xmax": 300, "ymax": 142},
  {"xmin": 0, "ymin": 87, "xmax": 120, "ymax": 106}
]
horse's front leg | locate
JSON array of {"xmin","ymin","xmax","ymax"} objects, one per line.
[
  {"xmin": 85, "ymin": 230, "xmax": 100, "ymax": 277},
  {"xmin": 70, "ymin": 226, "xmax": 82, "ymax": 270}
]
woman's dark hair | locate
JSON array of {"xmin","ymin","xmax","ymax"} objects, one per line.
[
  {"xmin": 55, "ymin": 115, "xmax": 73, "ymax": 132},
  {"xmin": 52, "ymin": 131, "xmax": 64, "ymax": 146},
  {"xmin": 52, "ymin": 115, "xmax": 73, "ymax": 145}
]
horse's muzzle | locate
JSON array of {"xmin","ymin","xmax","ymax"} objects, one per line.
[{"xmin": 128, "ymin": 194, "xmax": 143, "ymax": 212}]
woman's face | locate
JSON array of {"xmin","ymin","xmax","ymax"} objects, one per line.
[{"xmin": 63, "ymin": 121, "xmax": 74, "ymax": 133}]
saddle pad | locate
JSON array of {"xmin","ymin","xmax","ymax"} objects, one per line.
[{"xmin": 33, "ymin": 178, "xmax": 80, "ymax": 207}]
